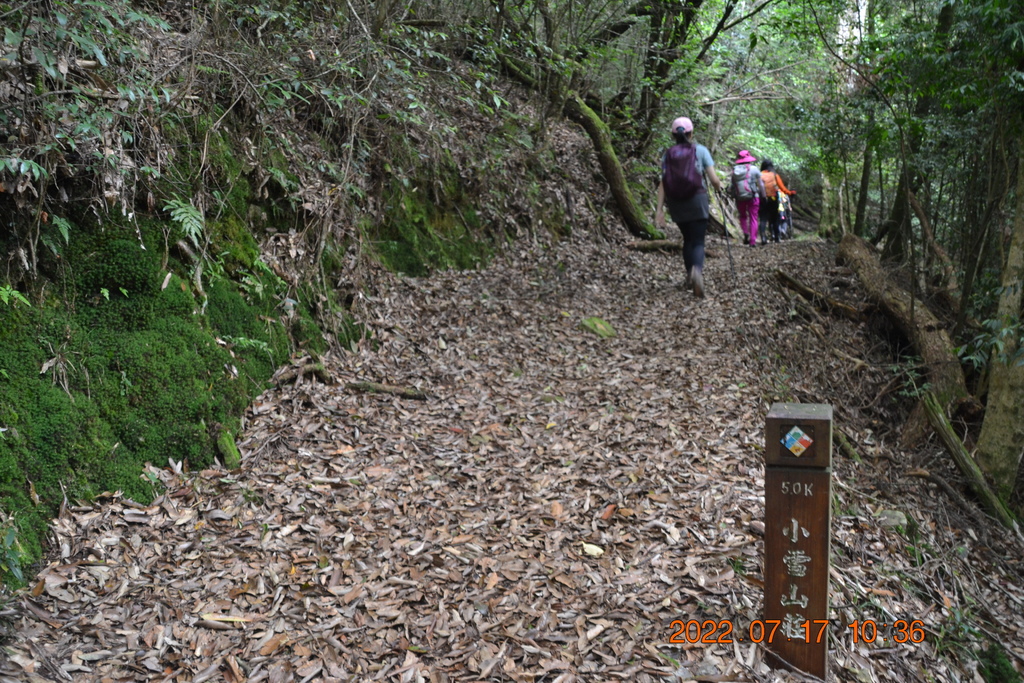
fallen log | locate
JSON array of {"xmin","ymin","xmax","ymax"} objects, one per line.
[
  {"xmin": 794, "ymin": 203, "xmax": 821, "ymax": 222},
  {"xmin": 922, "ymin": 393, "xmax": 1018, "ymax": 531},
  {"xmin": 833, "ymin": 429, "xmax": 863, "ymax": 463},
  {"xmin": 625, "ymin": 239, "xmax": 683, "ymax": 253},
  {"xmin": 836, "ymin": 233, "xmax": 968, "ymax": 409},
  {"xmin": 346, "ymin": 381, "xmax": 428, "ymax": 400},
  {"xmin": 775, "ymin": 270, "xmax": 866, "ymax": 322},
  {"xmin": 624, "ymin": 241, "xmax": 720, "ymax": 261}
]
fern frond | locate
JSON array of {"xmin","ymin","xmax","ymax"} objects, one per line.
[{"xmin": 163, "ymin": 198, "xmax": 205, "ymax": 248}]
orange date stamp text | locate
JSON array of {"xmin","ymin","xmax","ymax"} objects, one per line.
[{"xmin": 668, "ymin": 619, "xmax": 927, "ymax": 645}]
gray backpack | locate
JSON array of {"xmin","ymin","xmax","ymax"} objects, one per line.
[{"xmin": 731, "ymin": 164, "xmax": 757, "ymax": 201}]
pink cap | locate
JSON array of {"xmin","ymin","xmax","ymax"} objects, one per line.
[
  {"xmin": 670, "ymin": 116, "xmax": 693, "ymax": 134},
  {"xmin": 735, "ymin": 150, "xmax": 757, "ymax": 164}
]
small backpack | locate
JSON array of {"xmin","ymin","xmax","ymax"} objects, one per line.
[
  {"xmin": 731, "ymin": 164, "xmax": 756, "ymax": 201},
  {"xmin": 762, "ymin": 171, "xmax": 778, "ymax": 197},
  {"xmin": 662, "ymin": 142, "xmax": 704, "ymax": 200}
]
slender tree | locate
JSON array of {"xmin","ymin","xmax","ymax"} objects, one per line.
[{"xmin": 975, "ymin": 142, "xmax": 1024, "ymax": 499}]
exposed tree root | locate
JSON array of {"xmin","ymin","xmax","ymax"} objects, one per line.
[{"xmin": 274, "ymin": 362, "xmax": 333, "ymax": 385}]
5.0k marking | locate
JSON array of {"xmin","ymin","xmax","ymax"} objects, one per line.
[{"xmin": 780, "ymin": 481, "xmax": 814, "ymax": 496}]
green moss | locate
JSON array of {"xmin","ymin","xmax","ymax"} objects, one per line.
[
  {"xmin": 978, "ymin": 643, "xmax": 1022, "ymax": 683},
  {"xmin": 77, "ymin": 238, "xmax": 158, "ymax": 299},
  {"xmin": 91, "ymin": 319, "xmax": 243, "ymax": 473},
  {"xmin": 210, "ymin": 215, "xmax": 261, "ymax": 274},
  {"xmin": 0, "ymin": 213, "xmax": 312, "ymax": 585},
  {"xmin": 216, "ymin": 428, "xmax": 241, "ymax": 469},
  {"xmin": 372, "ymin": 189, "xmax": 493, "ymax": 276},
  {"xmin": 291, "ymin": 315, "xmax": 326, "ymax": 354},
  {"xmin": 206, "ymin": 277, "xmax": 290, "ymax": 382}
]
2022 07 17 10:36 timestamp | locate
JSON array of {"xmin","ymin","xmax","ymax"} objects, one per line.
[{"xmin": 668, "ymin": 619, "xmax": 927, "ymax": 645}]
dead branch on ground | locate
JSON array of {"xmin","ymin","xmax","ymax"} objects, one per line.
[
  {"xmin": 346, "ymin": 381, "xmax": 428, "ymax": 400},
  {"xmin": 775, "ymin": 269, "xmax": 866, "ymax": 322}
]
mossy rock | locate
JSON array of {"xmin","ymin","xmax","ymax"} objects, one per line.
[{"xmin": 580, "ymin": 316, "xmax": 616, "ymax": 338}]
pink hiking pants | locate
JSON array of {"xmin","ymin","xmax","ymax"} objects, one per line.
[{"xmin": 737, "ymin": 197, "xmax": 760, "ymax": 245}]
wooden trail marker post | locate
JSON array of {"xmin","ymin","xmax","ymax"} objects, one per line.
[{"xmin": 764, "ymin": 403, "xmax": 833, "ymax": 679}]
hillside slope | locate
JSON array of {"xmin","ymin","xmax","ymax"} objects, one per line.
[{"xmin": 0, "ymin": 0, "xmax": 610, "ymax": 576}]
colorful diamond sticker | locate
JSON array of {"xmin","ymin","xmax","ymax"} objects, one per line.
[{"xmin": 782, "ymin": 426, "xmax": 813, "ymax": 457}]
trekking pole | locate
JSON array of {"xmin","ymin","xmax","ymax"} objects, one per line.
[{"xmin": 711, "ymin": 189, "xmax": 737, "ymax": 280}]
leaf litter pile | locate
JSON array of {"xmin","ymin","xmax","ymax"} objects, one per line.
[{"xmin": 3, "ymin": 232, "xmax": 1024, "ymax": 683}]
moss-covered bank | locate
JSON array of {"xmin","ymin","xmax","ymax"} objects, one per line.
[{"xmin": 0, "ymin": 213, "xmax": 331, "ymax": 585}]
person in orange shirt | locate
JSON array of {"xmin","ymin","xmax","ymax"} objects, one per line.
[{"xmin": 759, "ymin": 159, "xmax": 796, "ymax": 244}]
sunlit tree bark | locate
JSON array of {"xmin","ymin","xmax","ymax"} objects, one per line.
[{"xmin": 975, "ymin": 139, "xmax": 1024, "ymax": 500}]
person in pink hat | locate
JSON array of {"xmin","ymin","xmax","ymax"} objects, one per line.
[
  {"xmin": 654, "ymin": 116, "xmax": 723, "ymax": 297},
  {"xmin": 729, "ymin": 150, "xmax": 766, "ymax": 246}
]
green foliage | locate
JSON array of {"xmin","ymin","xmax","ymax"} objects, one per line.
[
  {"xmin": 0, "ymin": 286, "xmax": 30, "ymax": 308},
  {"xmin": 580, "ymin": 317, "xmax": 617, "ymax": 338},
  {"xmin": 932, "ymin": 604, "xmax": 980, "ymax": 659},
  {"xmin": 1, "ymin": 1, "xmax": 172, "ymax": 216},
  {"xmin": 958, "ymin": 314, "xmax": 1024, "ymax": 371},
  {"xmin": 0, "ymin": 513, "xmax": 25, "ymax": 585},
  {"xmin": 238, "ymin": 260, "xmax": 283, "ymax": 301},
  {"xmin": 889, "ymin": 357, "xmax": 930, "ymax": 399},
  {"xmin": 164, "ymin": 199, "xmax": 205, "ymax": 250}
]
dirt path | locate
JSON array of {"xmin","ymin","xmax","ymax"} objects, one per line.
[{"xmin": 3, "ymin": 233, "xmax": 1023, "ymax": 683}]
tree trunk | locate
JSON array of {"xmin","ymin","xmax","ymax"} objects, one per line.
[
  {"xmin": 854, "ymin": 137, "xmax": 874, "ymax": 237},
  {"xmin": 907, "ymin": 187, "xmax": 961, "ymax": 319},
  {"xmin": 877, "ymin": 3, "xmax": 955, "ymax": 260},
  {"xmin": 498, "ymin": 55, "xmax": 659, "ymax": 240},
  {"xmin": 876, "ymin": 171, "xmax": 911, "ymax": 259},
  {"xmin": 563, "ymin": 93, "xmax": 661, "ymax": 240},
  {"xmin": 836, "ymin": 233, "xmax": 969, "ymax": 410},
  {"xmin": 820, "ymin": 175, "xmax": 841, "ymax": 237},
  {"xmin": 975, "ymin": 140, "xmax": 1024, "ymax": 500}
]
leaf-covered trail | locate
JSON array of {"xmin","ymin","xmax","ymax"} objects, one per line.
[{"xmin": 4, "ymin": 234, "xmax": 1024, "ymax": 683}]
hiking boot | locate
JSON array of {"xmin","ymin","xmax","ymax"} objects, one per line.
[
  {"xmin": 691, "ymin": 268, "xmax": 704, "ymax": 298},
  {"xmin": 685, "ymin": 268, "xmax": 693, "ymax": 288}
]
